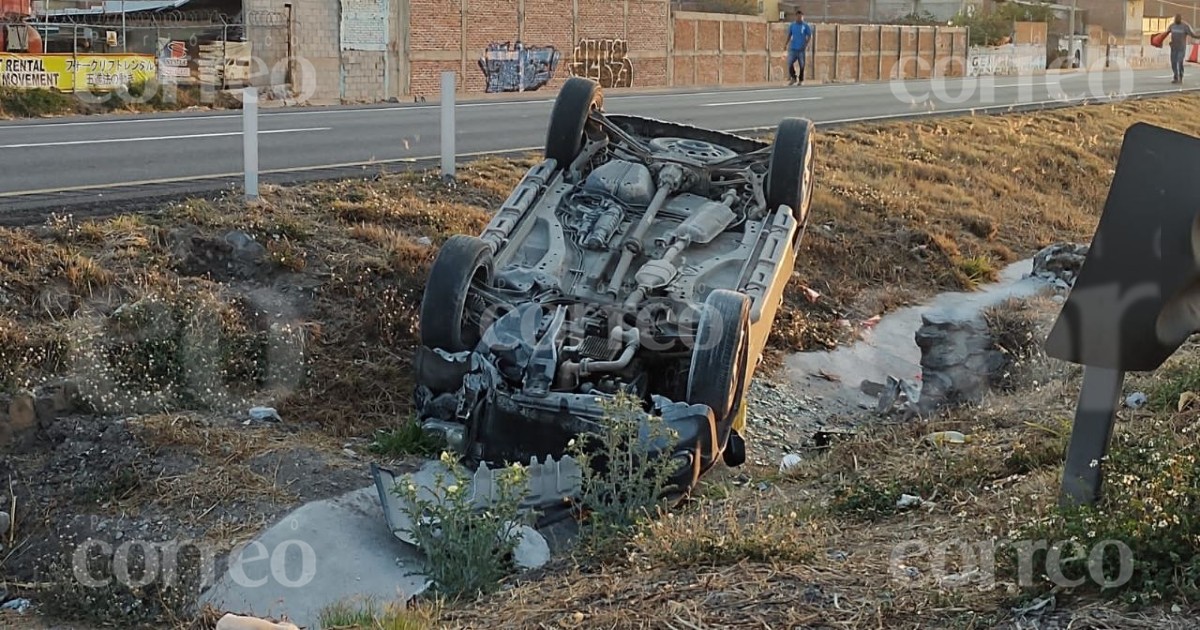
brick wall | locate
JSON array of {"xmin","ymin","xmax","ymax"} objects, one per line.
[
  {"xmin": 409, "ymin": 0, "xmax": 670, "ymax": 100},
  {"xmin": 283, "ymin": 0, "xmax": 968, "ymax": 103}
]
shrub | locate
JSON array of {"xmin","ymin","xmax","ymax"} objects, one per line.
[
  {"xmin": 390, "ymin": 452, "xmax": 532, "ymax": 601},
  {"xmin": 566, "ymin": 392, "xmax": 683, "ymax": 552},
  {"xmin": 1009, "ymin": 416, "xmax": 1200, "ymax": 607},
  {"xmin": 0, "ymin": 87, "xmax": 74, "ymax": 117}
]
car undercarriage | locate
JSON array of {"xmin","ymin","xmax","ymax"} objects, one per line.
[{"xmin": 373, "ymin": 77, "xmax": 816, "ymax": 533}]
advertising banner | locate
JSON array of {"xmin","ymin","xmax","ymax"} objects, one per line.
[{"xmin": 0, "ymin": 54, "xmax": 157, "ymax": 92}]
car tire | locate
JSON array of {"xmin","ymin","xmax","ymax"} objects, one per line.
[
  {"xmin": 765, "ymin": 117, "xmax": 816, "ymax": 227},
  {"xmin": 687, "ymin": 289, "xmax": 751, "ymax": 425},
  {"xmin": 419, "ymin": 234, "xmax": 494, "ymax": 353},
  {"xmin": 545, "ymin": 77, "xmax": 603, "ymax": 165}
]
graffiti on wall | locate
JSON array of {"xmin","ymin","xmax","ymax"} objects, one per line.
[
  {"xmin": 479, "ymin": 42, "xmax": 562, "ymax": 93},
  {"xmin": 967, "ymin": 45, "xmax": 1046, "ymax": 76},
  {"xmin": 568, "ymin": 38, "xmax": 633, "ymax": 88}
]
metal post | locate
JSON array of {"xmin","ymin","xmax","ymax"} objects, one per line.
[
  {"xmin": 243, "ymin": 87, "xmax": 259, "ymax": 201},
  {"xmin": 441, "ymin": 71, "xmax": 456, "ymax": 180},
  {"xmin": 121, "ymin": 0, "xmax": 127, "ymax": 52},
  {"xmin": 1059, "ymin": 365, "xmax": 1125, "ymax": 508},
  {"xmin": 1069, "ymin": 0, "xmax": 1077, "ymax": 67}
]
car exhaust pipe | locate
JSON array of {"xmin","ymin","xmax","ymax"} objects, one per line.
[{"xmin": 605, "ymin": 164, "xmax": 688, "ymax": 297}]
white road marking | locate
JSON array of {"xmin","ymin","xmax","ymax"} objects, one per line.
[
  {"xmin": 726, "ymin": 87, "xmax": 1196, "ymax": 132},
  {"xmin": 1, "ymin": 79, "xmax": 1193, "ymax": 196},
  {"xmin": 0, "ymin": 127, "xmax": 331, "ymax": 148},
  {"xmin": 0, "ymin": 68, "xmax": 1171, "ymax": 130},
  {"xmin": 699, "ymin": 97, "xmax": 823, "ymax": 106},
  {"xmin": 0, "ymin": 145, "xmax": 544, "ymax": 197}
]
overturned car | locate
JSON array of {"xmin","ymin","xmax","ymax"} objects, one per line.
[{"xmin": 374, "ymin": 77, "xmax": 815, "ymax": 523}]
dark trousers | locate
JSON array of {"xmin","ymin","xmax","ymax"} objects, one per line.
[
  {"xmin": 1172, "ymin": 46, "xmax": 1186, "ymax": 79},
  {"xmin": 787, "ymin": 48, "xmax": 806, "ymax": 82}
]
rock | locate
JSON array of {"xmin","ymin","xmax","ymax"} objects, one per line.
[
  {"xmin": 914, "ymin": 313, "xmax": 1006, "ymax": 415},
  {"xmin": 0, "ymin": 511, "xmax": 9, "ymax": 537},
  {"xmin": 215, "ymin": 614, "xmax": 300, "ymax": 630},
  {"xmin": 34, "ymin": 381, "xmax": 79, "ymax": 429},
  {"xmin": 1, "ymin": 391, "xmax": 37, "ymax": 452},
  {"xmin": 1032, "ymin": 242, "xmax": 1089, "ymax": 286},
  {"xmin": 509, "ymin": 524, "xmax": 550, "ymax": 570},
  {"xmin": 224, "ymin": 230, "xmax": 268, "ymax": 262},
  {"xmin": 859, "ymin": 380, "xmax": 885, "ymax": 397}
]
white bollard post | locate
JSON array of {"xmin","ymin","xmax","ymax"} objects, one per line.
[
  {"xmin": 243, "ymin": 86, "xmax": 259, "ymax": 201},
  {"xmin": 441, "ymin": 71, "xmax": 456, "ymax": 180}
]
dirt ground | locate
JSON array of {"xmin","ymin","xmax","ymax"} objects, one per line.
[{"xmin": 5, "ymin": 94, "xmax": 1200, "ymax": 628}]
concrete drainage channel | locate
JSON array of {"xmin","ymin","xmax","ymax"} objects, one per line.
[{"xmin": 197, "ymin": 243, "xmax": 1087, "ymax": 630}]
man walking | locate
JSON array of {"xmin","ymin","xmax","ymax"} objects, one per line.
[
  {"xmin": 786, "ymin": 10, "xmax": 813, "ymax": 86},
  {"xmin": 1166, "ymin": 13, "xmax": 1199, "ymax": 83}
]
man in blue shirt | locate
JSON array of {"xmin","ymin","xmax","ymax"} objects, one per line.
[{"xmin": 786, "ymin": 10, "xmax": 813, "ymax": 86}]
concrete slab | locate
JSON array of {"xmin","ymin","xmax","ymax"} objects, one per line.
[
  {"xmin": 784, "ymin": 258, "xmax": 1051, "ymax": 411},
  {"xmin": 198, "ymin": 485, "xmax": 429, "ymax": 630}
]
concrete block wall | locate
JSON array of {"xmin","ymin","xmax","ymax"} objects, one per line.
[
  {"xmin": 409, "ymin": 0, "xmax": 670, "ymax": 100},
  {"xmin": 673, "ymin": 13, "xmax": 966, "ymax": 85},
  {"xmin": 772, "ymin": 20, "xmax": 969, "ymax": 82},
  {"xmin": 272, "ymin": 0, "xmax": 971, "ymax": 104}
]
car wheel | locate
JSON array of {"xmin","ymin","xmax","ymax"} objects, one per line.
[
  {"xmin": 687, "ymin": 289, "xmax": 751, "ymax": 425},
  {"xmin": 545, "ymin": 77, "xmax": 603, "ymax": 165},
  {"xmin": 419, "ymin": 234, "xmax": 494, "ymax": 353},
  {"xmin": 765, "ymin": 117, "xmax": 816, "ymax": 228}
]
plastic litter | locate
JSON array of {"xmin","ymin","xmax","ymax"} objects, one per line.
[
  {"xmin": 924, "ymin": 431, "xmax": 971, "ymax": 446},
  {"xmin": 214, "ymin": 613, "xmax": 300, "ymax": 630},
  {"xmin": 0, "ymin": 598, "xmax": 30, "ymax": 614},
  {"xmin": 779, "ymin": 453, "xmax": 803, "ymax": 473},
  {"xmin": 248, "ymin": 406, "xmax": 282, "ymax": 422},
  {"xmin": 1124, "ymin": 392, "xmax": 1148, "ymax": 409},
  {"xmin": 896, "ymin": 494, "xmax": 922, "ymax": 509}
]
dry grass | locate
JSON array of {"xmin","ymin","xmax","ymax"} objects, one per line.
[
  {"xmin": 772, "ymin": 95, "xmax": 1200, "ymax": 357},
  {"xmin": 433, "ymin": 335, "xmax": 1200, "ymax": 629},
  {"xmin": 15, "ymin": 94, "xmax": 1200, "ymax": 630}
]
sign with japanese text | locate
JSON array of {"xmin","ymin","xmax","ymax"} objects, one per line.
[{"xmin": 0, "ymin": 54, "xmax": 157, "ymax": 92}]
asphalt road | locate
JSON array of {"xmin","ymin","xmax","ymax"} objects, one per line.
[{"xmin": 0, "ymin": 67, "xmax": 1195, "ymax": 203}]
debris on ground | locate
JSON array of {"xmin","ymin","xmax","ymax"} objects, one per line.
[
  {"xmin": 915, "ymin": 312, "xmax": 1005, "ymax": 414},
  {"xmin": 875, "ymin": 375, "xmax": 921, "ymax": 415},
  {"xmin": 1030, "ymin": 242, "xmax": 1089, "ymax": 288},
  {"xmin": 214, "ymin": 613, "xmax": 301, "ymax": 630},
  {"xmin": 924, "ymin": 430, "xmax": 971, "ymax": 445},
  {"xmin": 1125, "ymin": 392, "xmax": 1148, "ymax": 409},
  {"xmin": 779, "ymin": 453, "xmax": 803, "ymax": 473},
  {"xmin": 247, "ymin": 406, "xmax": 282, "ymax": 423},
  {"xmin": 508, "ymin": 524, "xmax": 551, "ymax": 570},
  {"xmin": 0, "ymin": 598, "xmax": 31, "ymax": 614},
  {"xmin": 1180, "ymin": 392, "xmax": 1199, "ymax": 412},
  {"xmin": 0, "ymin": 510, "xmax": 9, "ymax": 537},
  {"xmin": 895, "ymin": 494, "xmax": 922, "ymax": 509}
]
